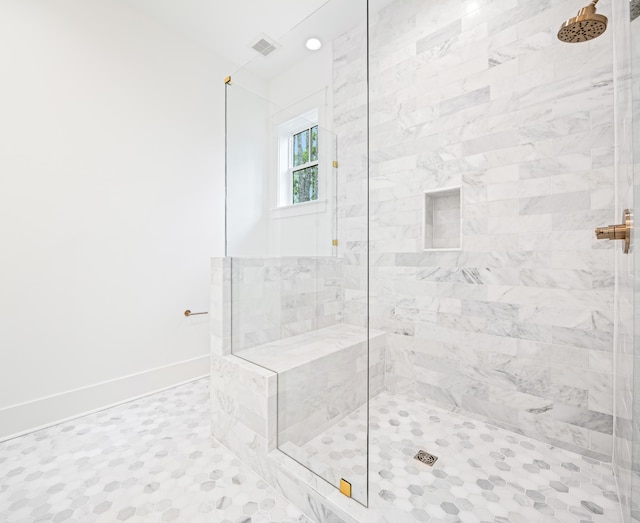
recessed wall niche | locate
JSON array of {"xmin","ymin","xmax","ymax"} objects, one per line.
[{"xmin": 423, "ymin": 186, "xmax": 461, "ymax": 250}]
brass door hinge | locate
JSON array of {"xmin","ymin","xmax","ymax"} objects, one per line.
[
  {"xmin": 332, "ymin": 239, "xmax": 338, "ymax": 246},
  {"xmin": 224, "ymin": 76, "xmax": 232, "ymax": 85},
  {"xmin": 333, "ymin": 160, "xmax": 339, "ymax": 168}
]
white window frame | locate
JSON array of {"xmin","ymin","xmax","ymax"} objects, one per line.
[{"xmin": 275, "ymin": 109, "xmax": 322, "ymax": 209}]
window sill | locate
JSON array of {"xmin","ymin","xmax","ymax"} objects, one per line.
[{"xmin": 271, "ymin": 199, "xmax": 327, "ymax": 219}]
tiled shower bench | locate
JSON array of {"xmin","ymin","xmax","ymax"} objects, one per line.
[{"xmin": 237, "ymin": 323, "xmax": 385, "ymax": 451}]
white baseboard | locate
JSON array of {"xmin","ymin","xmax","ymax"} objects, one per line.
[{"xmin": 0, "ymin": 354, "xmax": 210, "ymax": 442}]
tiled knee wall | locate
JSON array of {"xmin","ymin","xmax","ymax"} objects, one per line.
[
  {"xmin": 230, "ymin": 257, "xmax": 344, "ymax": 351},
  {"xmin": 334, "ymin": 0, "xmax": 617, "ymax": 460}
]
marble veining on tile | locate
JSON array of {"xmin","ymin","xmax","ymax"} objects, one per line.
[
  {"xmin": 0, "ymin": 379, "xmax": 311, "ymax": 523},
  {"xmin": 334, "ymin": 0, "xmax": 617, "ymax": 460},
  {"xmin": 230, "ymin": 258, "xmax": 344, "ymax": 352}
]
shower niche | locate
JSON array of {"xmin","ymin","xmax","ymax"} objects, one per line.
[{"xmin": 423, "ymin": 186, "xmax": 461, "ymax": 251}]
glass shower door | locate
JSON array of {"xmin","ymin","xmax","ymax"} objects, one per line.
[{"xmin": 631, "ymin": 2, "xmax": 640, "ymax": 520}]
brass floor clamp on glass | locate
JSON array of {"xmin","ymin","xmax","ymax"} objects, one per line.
[
  {"xmin": 595, "ymin": 209, "xmax": 631, "ymax": 253},
  {"xmin": 339, "ymin": 478, "xmax": 352, "ymax": 498}
]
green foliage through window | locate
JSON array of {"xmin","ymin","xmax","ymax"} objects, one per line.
[
  {"xmin": 293, "ymin": 129, "xmax": 308, "ymax": 166},
  {"xmin": 293, "ymin": 166, "xmax": 318, "ymax": 204},
  {"xmin": 291, "ymin": 125, "xmax": 319, "ymax": 204},
  {"xmin": 310, "ymin": 126, "xmax": 318, "ymax": 162}
]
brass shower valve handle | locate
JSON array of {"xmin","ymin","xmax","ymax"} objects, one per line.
[
  {"xmin": 595, "ymin": 225, "xmax": 625, "ymax": 240},
  {"xmin": 595, "ymin": 209, "xmax": 631, "ymax": 253}
]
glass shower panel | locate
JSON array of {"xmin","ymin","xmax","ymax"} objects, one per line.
[
  {"xmin": 225, "ymin": 83, "xmax": 272, "ymax": 259},
  {"xmin": 225, "ymin": 0, "xmax": 369, "ymax": 505},
  {"xmin": 226, "ymin": 83, "xmax": 339, "ymax": 352},
  {"xmin": 631, "ymin": 2, "xmax": 640, "ymax": 520}
]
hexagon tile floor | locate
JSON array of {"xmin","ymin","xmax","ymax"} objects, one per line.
[
  {"xmin": 0, "ymin": 378, "xmax": 310, "ymax": 523},
  {"xmin": 0, "ymin": 379, "xmax": 623, "ymax": 523},
  {"xmin": 284, "ymin": 392, "xmax": 623, "ymax": 522}
]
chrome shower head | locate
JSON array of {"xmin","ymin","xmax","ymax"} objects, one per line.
[{"xmin": 557, "ymin": 0, "xmax": 608, "ymax": 43}]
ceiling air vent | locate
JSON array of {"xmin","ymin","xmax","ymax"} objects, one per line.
[{"xmin": 250, "ymin": 35, "xmax": 278, "ymax": 57}]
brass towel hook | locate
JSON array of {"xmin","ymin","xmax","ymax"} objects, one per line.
[{"xmin": 595, "ymin": 209, "xmax": 631, "ymax": 253}]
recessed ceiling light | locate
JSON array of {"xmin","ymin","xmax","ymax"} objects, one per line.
[{"xmin": 305, "ymin": 38, "xmax": 322, "ymax": 51}]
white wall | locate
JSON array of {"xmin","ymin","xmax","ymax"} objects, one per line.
[
  {"xmin": 0, "ymin": 0, "xmax": 231, "ymax": 439},
  {"xmin": 267, "ymin": 42, "xmax": 334, "ymax": 116},
  {"xmin": 267, "ymin": 44, "xmax": 336, "ymax": 257},
  {"xmin": 225, "ymin": 45, "xmax": 335, "ymax": 258},
  {"xmin": 226, "ymin": 80, "xmax": 271, "ymax": 257}
]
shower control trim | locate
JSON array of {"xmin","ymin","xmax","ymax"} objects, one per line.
[{"xmin": 595, "ymin": 209, "xmax": 631, "ymax": 253}]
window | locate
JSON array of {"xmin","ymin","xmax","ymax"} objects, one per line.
[
  {"xmin": 291, "ymin": 125, "xmax": 318, "ymax": 204},
  {"xmin": 274, "ymin": 108, "xmax": 324, "ymax": 211}
]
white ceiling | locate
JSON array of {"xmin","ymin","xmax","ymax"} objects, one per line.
[{"xmin": 121, "ymin": 0, "xmax": 368, "ymax": 80}]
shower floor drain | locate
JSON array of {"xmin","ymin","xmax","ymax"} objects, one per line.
[{"xmin": 414, "ymin": 450, "xmax": 438, "ymax": 466}]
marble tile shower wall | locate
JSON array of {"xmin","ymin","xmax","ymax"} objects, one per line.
[
  {"xmin": 333, "ymin": 23, "xmax": 370, "ymax": 330},
  {"xmin": 334, "ymin": 0, "xmax": 618, "ymax": 460},
  {"xmin": 230, "ymin": 257, "xmax": 344, "ymax": 351}
]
